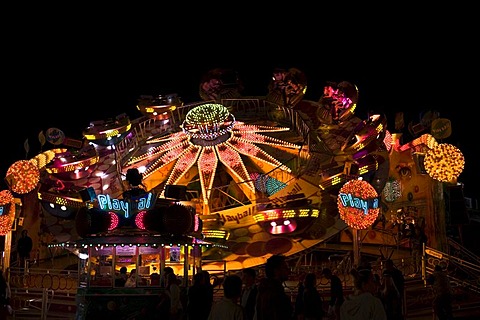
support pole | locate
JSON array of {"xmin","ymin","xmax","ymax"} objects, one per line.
[{"xmin": 353, "ymin": 228, "xmax": 360, "ymax": 267}]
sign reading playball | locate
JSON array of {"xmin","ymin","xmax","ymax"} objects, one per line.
[{"xmin": 337, "ymin": 179, "xmax": 380, "ymax": 230}]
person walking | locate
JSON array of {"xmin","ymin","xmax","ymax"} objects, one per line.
[
  {"xmin": 208, "ymin": 274, "xmax": 245, "ymax": 320},
  {"xmin": 427, "ymin": 265, "xmax": 454, "ymax": 320},
  {"xmin": 340, "ymin": 267, "xmax": 387, "ymax": 320},
  {"xmin": 241, "ymin": 268, "xmax": 258, "ymax": 320},
  {"xmin": 17, "ymin": 229, "xmax": 33, "ymax": 268},
  {"xmin": 321, "ymin": 268, "xmax": 344, "ymax": 320},
  {"xmin": 254, "ymin": 254, "xmax": 293, "ymax": 320}
]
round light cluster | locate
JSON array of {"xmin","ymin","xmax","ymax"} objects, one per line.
[
  {"xmin": 338, "ymin": 179, "xmax": 379, "ymax": 229},
  {"xmin": 424, "ymin": 143, "xmax": 464, "ymax": 182},
  {"xmin": 0, "ymin": 190, "xmax": 15, "ymax": 235},
  {"xmin": 6, "ymin": 160, "xmax": 40, "ymax": 194}
]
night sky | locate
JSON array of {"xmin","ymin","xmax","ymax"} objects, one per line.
[{"xmin": 2, "ymin": 13, "xmax": 479, "ymax": 200}]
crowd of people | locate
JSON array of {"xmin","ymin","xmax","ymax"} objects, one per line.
[
  {"xmin": 105, "ymin": 254, "xmax": 454, "ymax": 320},
  {"xmin": 151, "ymin": 255, "xmax": 394, "ymax": 320}
]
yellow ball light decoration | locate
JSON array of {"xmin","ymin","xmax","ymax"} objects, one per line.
[
  {"xmin": 0, "ymin": 189, "xmax": 15, "ymax": 235},
  {"xmin": 424, "ymin": 143, "xmax": 465, "ymax": 182},
  {"xmin": 5, "ymin": 160, "xmax": 41, "ymax": 194},
  {"xmin": 337, "ymin": 179, "xmax": 380, "ymax": 230}
]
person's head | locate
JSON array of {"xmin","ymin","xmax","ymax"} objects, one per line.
[
  {"xmin": 223, "ymin": 274, "xmax": 243, "ymax": 300},
  {"xmin": 304, "ymin": 273, "xmax": 317, "ymax": 289},
  {"xmin": 351, "ymin": 268, "xmax": 377, "ymax": 294},
  {"xmin": 321, "ymin": 267, "xmax": 333, "ymax": 279},
  {"xmin": 163, "ymin": 266, "xmax": 173, "ymax": 279},
  {"xmin": 193, "ymin": 272, "xmax": 205, "ymax": 286},
  {"xmin": 265, "ymin": 254, "xmax": 289, "ymax": 281},
  {"xmin": 201, "ymin": 270, "xmax": 212, "ymax": 286},
  {"xmin": 385, "ymin": 259, "xmax": 395, "ymax": 270},
  {"xmin": 130, "ymin": 269, "xmax": 136, "ymax": 275},
  {"xmin": 166, "ymin": 272, "xmax": 177, "ymax": 287},
  {"xmin": 242, "ymin": 268, "xmax": 256, "ymax": 287},
  {"xmin": 120, "ymin": 266, "xmax": 127, "ymax": 274}
]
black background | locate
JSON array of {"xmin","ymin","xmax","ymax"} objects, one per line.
[{"xmin": 2, "ymin": 8, "xmax": 478, "ymax": 199}]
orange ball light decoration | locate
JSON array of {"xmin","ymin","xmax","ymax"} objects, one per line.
[
  {"xmin": 337, "ymin": 179, "xmax": 380, "ymax": 230},
  {"xmin": 0, "ymin": 189, "xmax": 15, "ymax": 235},
  {"xmin": 5, "ymin": 160, "xmax": 40, "ymax": 194},
  {"xmin": 424, "ymin": 143, "xmax": 464, "ymax": 182}
]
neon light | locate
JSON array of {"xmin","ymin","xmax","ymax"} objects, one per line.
[{"xmin": 97, "ymin": 193, "xmax": 154, "ymax": 218}]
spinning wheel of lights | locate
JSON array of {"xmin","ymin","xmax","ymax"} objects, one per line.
[
  {"xmin": 341, "ymin": 114, "xmax": 386, "ymax": 153},
  {"xmin": 424, "ymin": 143, "xmax": 464, "ymax": 182}
]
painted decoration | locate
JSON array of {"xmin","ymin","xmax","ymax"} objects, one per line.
[{"xmin": 431, "ymin": 118, "xmax": 451, "ymax": 140}]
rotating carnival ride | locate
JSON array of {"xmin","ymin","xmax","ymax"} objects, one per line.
[
  {"xmin": 21, "ymin": 69, "xmax": 394, "ymax": 270},
  {"xmin": 4, "ymin": 67, "xmax": 464, "ymax": 273}
]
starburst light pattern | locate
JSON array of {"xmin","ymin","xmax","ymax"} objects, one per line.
[{"xmin": 124, "ymin": 103, "xmax": 301, "ymax": 206}]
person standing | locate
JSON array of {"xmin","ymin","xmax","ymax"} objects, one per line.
[
  {"xmin": 0, "ymin": 269, "xmax": 12, "ymax": 320},
  {"xmin": 187, "ymin": 272, "xmax": 212, "ymax": 320},
  {"xmin": 115, "ymin": 266, "xmax": 128, "ymax": 287},
  {"xmin": 383, "ymin": 259, "xmax": 405, "ymax": 318},
  {"xmin": 340, "ymin": 267, "xmax": 387, "ymax": 320},
  {"xmin": 321, "ymin": 268, "xmax": 344, "ymax": 320},
  {"xmin": 208, "ymin": 274, "xmax": 245, "ymax": 320},
  {"xmin": 241, "ymin": 268, "xmax": 258, "ymax": 320},
  {"xmin": 166, "ymin": 272, "xmax": 184, "ymax": 320},
  {"xmin": 410, "ymin": 225, "xmax": 427, "ymax": 274},
  {"xmin": 125, "ymin": 269, "xmax": 137, "ymax": 287},
  {"xmin": 254, "ymin": 254, "xmax": 293, "ymax": 320},
  {"xmin": 17, "ymin": 229, "xmax": 33, "ymax": 268},
  {"xmin": 296, "ymin": 272, "xmax": 324, "ymax": 320},
  {"xmin": 427, "ymin": 265, "xmax": 454, "ymax": 320},
  {"xmin": 380, "ymin": 272, "xmax": 402, "ymax": 320}
]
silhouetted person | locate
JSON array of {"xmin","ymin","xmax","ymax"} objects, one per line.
[
  {"xmin": 295, "ymin": 272, "xmax": 324, "ymax": 320},
  {"xmin": 427, "ymin": 265, "xmax": 453, "ymax": 320},
  {"xmin": 380, "ymin": 271, "xmax": 402, "ymax": 320},
  {"xmin": 161, "ymin": 266, "xmax": 174, "ymax": 287},
  {"xmin": 321, "ymin": 267, "xmax": 344, "ymax": 320},
  {"xmin": 150, "ymin": 266, "xmax": 160, "ymax": 285},
  {"xmin": 410, "ymin": 225, "xmax": 427, "ymax": 274},
  {"xmin": 115, "ymin": 266, "xmax": 128, "ymax": 287},
  {"xmin": 208, "ymin": 274, "xmax": 244, "ymax": 320},
  {"xmin": 241, "ymin": 268, "xmax": 258, "ymax": 320},
  {"xmin": 340, "ymin": 267, "xmax": 387, "ymax": 320},
  {"xmin": 17, "ymin": 229, "xmax": 33, "ymax": 268},
  {"xmin": 254, "ymin": 254, "xmax": 293, "ymax": 320},
  {"xmin": 125, "ymin": 268, "xmax": 137, "ymax": 287},
  {"xmin": 383, "ymin": 259, "xmax": 404, "ymax": 318},
  {"xmin": 187, "ymin": 272, "xmax": 212, "ymax": 320},
  {"xmin": 166, "ymin": 272, "xmax": 183, "ymax": 320},
  {"xmin": 0, "ymin": 269, "xmax": 12, "ymax": 319}
]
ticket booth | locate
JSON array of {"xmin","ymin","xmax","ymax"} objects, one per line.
[{"xmin": 73, "ymin": 234, "xmax": 214, "ymax": 319}]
